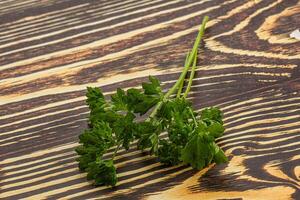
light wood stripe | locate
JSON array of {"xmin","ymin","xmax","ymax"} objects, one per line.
[{"xmin": 255, "ymin": 1, "xmax": 300, "ymax": 44}]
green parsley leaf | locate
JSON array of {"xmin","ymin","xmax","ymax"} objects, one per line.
[
  {"xmin": 112, "ymin": 112, "xmax": 136, "ymax": 150},
  {"xmin": 87, "ymin": 160, "xmax": 117, "ymax": 186},
  {"xmin": 142, "ymin": 76, "xmax": 162, "ymax": 95},
  {"xmin": 201, "ymin": 107, "xmax": 223, "ymax": 124},
  {"xmin": 75, "ymin": 16, "xmax": 228, "ymax": 188},
  {"xmin": 86, "ymin": 87, "xmax": 105, "ymax": 111},
  {"xmin": 207, "ymin": 120, "xmax": 225, "ymax": 138},
  {"xmin": 157, "ymin": 139, "xmax": 182, "ymax": 165},
  {"xmin": 213, "ymin": 143, "xmax": 228, "ymax": 164},
  {"xmin": 111, "ymin": 88, "xmax": 128, "ymax": 111},
  {"xmin": 127, "ymin": 88, "xmax": 159, "ymax": 115},
  {"xmin": 181, "ymin": 132, "xmax": 215, "ymax": 170}
]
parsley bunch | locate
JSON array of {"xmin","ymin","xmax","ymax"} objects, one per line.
[{"xmin": 75, "ymin": 16, "xmax": 227, "ymax": 187}]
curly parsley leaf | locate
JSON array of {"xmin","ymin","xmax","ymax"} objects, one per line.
[
  {"xmin": 142, "ymin": 76, "xmax": 162, "ymax": 95},
  {"xmin": 201, "ymin": 107, "xmax": 223, "ymax": 124},
  {"xmin": 111, "ymin": 88, "xmax": 128, "ymax": 111},
  {"xmin": 113, "ymin": 112, "xmax": 136, "ymax": 150},
  {"xmin": 181, "ymin": 132, "xmax": 215, "ymax": 170},
  {"xmin": 86, "ymin": 87, "xmax": 105, "ymax": 110},
  {"xmin": 157, "ymin": 140, "xmax": 182, "ymax": 165},
  {"xmin": 87, "ymin": 160, "xmax": 117, "ymax": 186},
  {"xmin": 75, "ymin": 16, "xmax": 228, "ymax": 188}
]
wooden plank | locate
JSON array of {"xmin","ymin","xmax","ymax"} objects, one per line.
[{"xmin": 0, "ymin": 0, "xmax": 299, "ymax": 199}]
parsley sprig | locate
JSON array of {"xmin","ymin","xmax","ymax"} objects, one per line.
[{"xmin": 76, "ymin": 16, "xmax": 227, "ymax": 187}]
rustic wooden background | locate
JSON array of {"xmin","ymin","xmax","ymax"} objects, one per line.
[{"xmin": 0, "ymin": 0, "xmax": 300, "ymax": 199}]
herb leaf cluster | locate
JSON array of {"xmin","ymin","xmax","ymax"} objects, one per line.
[{"xmin": 76, "ymin": 16, "xmax": 227, "ymax": 187}]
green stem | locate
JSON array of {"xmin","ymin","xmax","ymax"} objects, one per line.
[
  {"xmin": 189, "ymin": 107, "xmax": 198, "ymax": 127},
  {"xmin": 148, "ymin": 16, "xmax": 209, "ymax": 119},
  {"xmin": 183, "ymin": 49, "xmax": 197, "ymax": 98},
  {"xmin": 185, "ymin": 15, "xmax": 209, "ymax": 72},
  {"xmin": 112, "ymin": 142, "xmax": 122, "ymax": 160},
  {"xmin": 149, "ymin": 58, "xmax": 190, "ymax": 118},
  {"xmin": 183, "ymin": 15, "xmax": 209, "ymax": 98},
  {"xmin": 177, "ymin": 51, "xmax": 190, "ymax": 98}
]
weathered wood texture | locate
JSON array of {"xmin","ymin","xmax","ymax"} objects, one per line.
[{"xmin": 0, "ymin": 0, "xmax": 300, "ymax": 199}]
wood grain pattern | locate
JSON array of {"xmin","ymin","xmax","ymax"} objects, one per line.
[{"xmin": 0, "ymin": 0, "xmax": 299, "ymax": 199}]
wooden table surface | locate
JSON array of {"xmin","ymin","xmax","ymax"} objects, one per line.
[{"xmin": 0, "ymin": 0, "xmax": 300, "ymax": 199}]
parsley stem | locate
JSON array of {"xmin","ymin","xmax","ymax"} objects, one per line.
[
  {"xmin": 183, "ymin": 15, "xmax": 209, "ymax": 98},
  {"xmin": 112, "ymin": 142, "xmax": 122, "ymax": 160},
  {"xmin": 149, "ymin": 16, "xmax": 209, "ymax": 119},
  {"xmin": 183, "ymin": 49, "xmax": 198, "ymax": 98},
  {"xmin": 177, "ymin": 51, "xmax": 190, "ymax": 98},
  {"xmin": 189, "ymin": 107, "xmax": 198, "ymax": 127}
]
